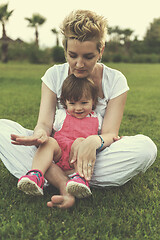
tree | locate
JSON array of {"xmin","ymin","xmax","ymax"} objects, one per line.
[
  {"xmin": 121, "ymin": 28, "xmax": 134, "ymax": 52},
  {"xmin": 0, "ymin": 3, "xmax": 14, "ymax": 62},
  {"xmin": 52, "ymin": 46, "xmax": 65, "ymax": 62},
  {"xmin": 108, "ymin": 26, "xmax": 122, "ymax": 42},
  {"xmin": 121, "ymin": 29, "xmax": 133, "ymax": 42},
  {"xmin": 0, "ymin": 3, "xmax": 13, "ymax": 38},
  {"xmin": 108, "ymin": 26, "xmax": 133, "ymax": 44},
  {"xmin": 51, "ymin": 28, "xmax": 59, "ymax": 46},
  {"xmin": 144, "ymin": 18, "xmax": 160, "ymax": 51},
  {"xmin": 25, "ymin": 13, "xmax": 46, "ymax": 47}
]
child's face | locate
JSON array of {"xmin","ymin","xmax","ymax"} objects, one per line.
[{"xmin": 66, "ymin": 97, "xmax": 94, "ymax": 119}]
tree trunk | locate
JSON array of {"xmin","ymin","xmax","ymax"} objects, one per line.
[
  {"xmin": 35, "ymin": 26, "xmax": 39, "ymax": 47},
  {"xmin": 1, "ymin": 21, "xmax": 8, "ymax": 62},
  {"xmin": 1, "ymin": 38, "xmax": 8, "ymax": 63},
  {"xmin": 56, "ymin": 35, "xmax": 59, "ymax": 46},
  {"xmin": 2, "ymin": 21, "xmax": 6, "ymax": 38}
]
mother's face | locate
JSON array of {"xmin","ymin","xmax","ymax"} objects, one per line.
[{"xmin": 66, "ymin": 39, "xmax": 102, "ymax": 78}]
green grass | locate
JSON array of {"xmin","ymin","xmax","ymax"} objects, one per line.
[{"xmin": 0, "ymin": 62, "xmax": 159, "ymax": 240}]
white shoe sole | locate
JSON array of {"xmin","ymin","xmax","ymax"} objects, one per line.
[
  {"xmin": 17, "ymin": 177, "xmax": 43, "ymax": 196},
  {"xmin": 66, "ymin": 182, "xmax": 92, "ymax": 198}
]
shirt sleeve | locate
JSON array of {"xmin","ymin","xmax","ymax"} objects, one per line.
[
  {"xmin": 41, "ymin": 63, "xmax": 69, "ymax": 98},
  {"xmin": 41, "ymin": 65, "xmax": 58, "ymax": 94},
  {"xmin": 102, "ymin": 65, "xmax": 129, "ymax": 101},
  {"xmin": 109, "ymin": 70, "xmax": 129, "ymax": 100}
]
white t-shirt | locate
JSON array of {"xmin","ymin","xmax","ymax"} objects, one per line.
[
  {"xmin": 41, "ymin": 63, "xmax": 129, "ymax": 119},
  {"xmin": 54, "ymin": 109, "xmax": 103, "ymax": 132}
]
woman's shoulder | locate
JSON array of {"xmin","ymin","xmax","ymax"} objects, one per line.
[{"xmin": 41, "ymin": 63, "xmax": 69, "ymax": 94}]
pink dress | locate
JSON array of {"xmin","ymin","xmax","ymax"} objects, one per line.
[{"xmin": 54, "ymin": 112, "xmax": 99, "ymax": 171}]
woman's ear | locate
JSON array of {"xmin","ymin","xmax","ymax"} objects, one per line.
[{"xmin": 98, "ymin": 46, "xmax": 105, "ymax": 62}]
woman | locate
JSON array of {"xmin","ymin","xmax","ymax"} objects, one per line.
[{"xmin": 0, "ymin": 10, "xmax": 157, "ymax": 209}]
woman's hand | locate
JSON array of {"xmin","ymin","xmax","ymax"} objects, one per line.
[
  {"xmin": 69, "ymin": 138, "xmax": 84, "ymax": 167},
  {"xmin": 11, "ymin": 129, "xmax": 48, "ymax": 146},
  {"xmin": 70, "ymin": 136, "xmax": 100, "ymax": 181}
]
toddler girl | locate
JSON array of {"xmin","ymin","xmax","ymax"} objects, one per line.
[{"xmin": 17, "ymin": 74, "xmax": 103, "ymax": 198}]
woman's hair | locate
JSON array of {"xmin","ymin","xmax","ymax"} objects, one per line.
[
  {"xmin": 60, "ymin": 9, "xmax": 107, "ymax": 53},
  {"xmin": 60, "ymin": 74, "xmax": 98, "ymax": 110}
]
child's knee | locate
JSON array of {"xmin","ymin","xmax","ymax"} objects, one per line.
[{"xmin": 48, "ymin": 137, "xmax": 61, "ymax": 153}]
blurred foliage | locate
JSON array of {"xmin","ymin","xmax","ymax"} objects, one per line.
[
  {"xmin": 144, "ymin": 18, "xmax": 160, "ymax": 49},
  {"xmin": 52, "ymin": 46, "xmax": 65, "ymax": 63},
  {"xmin": 0, "ymin": 16, "xmax": 160, "ymax": 63}
]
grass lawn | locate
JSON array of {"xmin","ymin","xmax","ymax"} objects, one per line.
[{"xmin": 0, "ymin": 62, "xmax": 159, "ymax": 240}]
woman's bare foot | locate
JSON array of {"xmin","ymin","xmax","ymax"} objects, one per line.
[{"xmin": 47, "ymin": 194, "xmax": 75, "ymax": 209}]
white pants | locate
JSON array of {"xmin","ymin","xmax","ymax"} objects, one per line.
[{"xmin": 0, "ymin": 119, "xmax": 157, "ymax": 187}]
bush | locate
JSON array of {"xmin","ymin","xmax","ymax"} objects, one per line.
[
  {"xmin": 131, "ymin": 54, "xmax": 160, "ymax": 63},
  {"xmin": 0, "ymin": 41, "xmax": 52, "ymax": 63},
  {"xmin": 52, "ymin": 46, "xmax": 65, "ymax": 63},
  {"xmin": 8, "ymin": 42, "xmax": 28, "ymax": 61},
  {"xmin": 27, "ymin": 43, "xmax": 51, "ymax": 64},
  {"xmin": 112, "ymin": 54, "xmax": 122, "ymax": 62},
  {"xmin": 102, "ymin": 51, "xmax": 111, "ymax": 62}
]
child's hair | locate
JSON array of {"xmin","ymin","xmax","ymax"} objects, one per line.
[
  {"xmin": 60, "ymin": 74, "xmax": 98, "ymax": 110},
  {"xmin": 60, "ymin": 9, "xmax": 107, "ymax": 53}
]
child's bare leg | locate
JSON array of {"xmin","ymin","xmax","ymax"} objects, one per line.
[
  {"xmin": 17, "ymin": 137, "xmax": 61, "ymax": 196},
  {"xmin": 32, "ymin": 137, "xmax": 61, "ymax": 174},
  {"xmin": 45, "ymin": 163, "xmax": 75, "ymax": 209}
]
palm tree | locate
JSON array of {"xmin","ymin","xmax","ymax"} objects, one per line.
[
  {"xmin": 0, "ymin": 3, "xmax": 13, "ymax": 38},
  {"xmin": 0, "ymin": 3, "xmax": 14, "ymax": 63},
  {"xmin": 25, "ymin": 13, "xmax": 46, "ymax": 47},
  {"xmin": 51, "ymin": 28, "xmax": 59, "ymax": 46}
]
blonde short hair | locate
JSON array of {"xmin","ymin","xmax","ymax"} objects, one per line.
[{"xmin": 60, "ymin": 10, "xmax": 107, "ymax": 53}]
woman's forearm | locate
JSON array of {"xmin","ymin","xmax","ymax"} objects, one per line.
[
  {"xmin": 34, "ymin": 123, "xmax": 53, "ymax": 137},
  {"xmin": 86, "ymin": 133, "xmax": 116, "ymax": 151}
]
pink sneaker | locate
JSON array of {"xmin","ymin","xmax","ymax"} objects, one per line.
[
  {"xmin": 17, "ymin": 169, "xmax": 44, "ymax": 196},
  {"xmin": 66, "ymin": 173, "xmax": 92, "ymax": 198}
]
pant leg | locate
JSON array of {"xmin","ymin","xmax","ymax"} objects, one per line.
[
  {"xmin": 90, "ymin": 134, "xmax": 157, "ymax": 187},
  {"xmin": 0, "ymin": 119, "xmax": 37, "ymax": 178}
]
